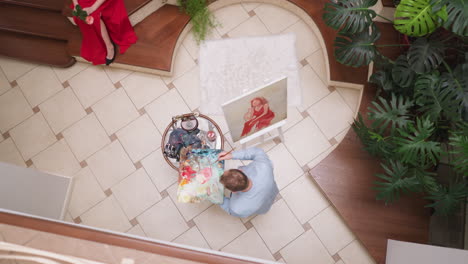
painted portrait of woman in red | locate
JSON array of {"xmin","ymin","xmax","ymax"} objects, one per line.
[{"xmin": 241, "ymin": 97, "xmax": 275, "ymax": 137}]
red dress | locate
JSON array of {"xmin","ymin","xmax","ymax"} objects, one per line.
[
  {"xmin": 241, "ymin": 105, "xmax": 275, "ymax": 137},
  {"xmin": 72, "ymin": 0, "xmax": 137, "ymax": 65}
]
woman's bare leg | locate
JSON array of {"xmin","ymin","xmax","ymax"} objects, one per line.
[{"xmin": 100, "ymin": 18, "xmax": 114, "ymax": 60}]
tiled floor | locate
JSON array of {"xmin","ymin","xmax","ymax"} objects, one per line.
[{"xmin": 0, "ymin": 2, "xmax": 374, "ymax": 264}]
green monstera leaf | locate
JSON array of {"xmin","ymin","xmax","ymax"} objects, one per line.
[
  {"xmin": 368, "ymin": 94, "xmax": 414, "ymax": 133},
  {"xmin": 334, "ymin": 25, "xmax": 381, "ymax": 67},
  {"xmin": 426, "ymin": 183, "xmax": 468, "ymax": 215},
  {"xmin": 394, "ymin": 0, "xmax": 448, "ymax": 37},
  {"xmin": 431, "ymin": 0, "xmax": 468, "ymax": 36},
  {"xmin": 414, "ymin": 72, "xmax": 461, "ymax": 122},
  {"xmin": 374, "ymin": 160, "xmax": 420, "ymax": 204},
  {"xmin": 323, "ymin": 0, "xmax": 378, "ymax": 34},
  {"xmin": 407, "ymin": 38, "xmax": 445, "ymax": 74},
  {"xmin": 395, "ymin": 117, "xmax": 442, "ymax": 166},
  {"xmin": 392, "ymin": 55, "xmax": 416, "ymax": 88}
]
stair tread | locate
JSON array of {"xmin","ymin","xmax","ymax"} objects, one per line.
[
  {"xmin": 0, "ymin": 3, "xmax": 75, "ymax": 40},
  {"xmin": 0, "ymin": 31, "xmax": 75, "ymax": 67},
  {"xmin": 68, "ymin": 5, "xmax": 191, "ymax": 72},
  {"xmin": 1, "ymin": 0, "xmax": 64, "ymax": 11}
]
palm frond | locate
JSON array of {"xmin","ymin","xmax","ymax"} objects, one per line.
[
  {"xmin": 414, "ymin": 72, "xmax": 461, "ymax": 122},
  {"xmin": 368, "ymin": 94, "xmax": 414, "ymax": 133},
  {"xmin": 352, "ymin": 114, "xmax": 396, "ymax": 158},
  {"xmin": 426, "ymin": 183, "xmax": 468, "ymax": 215},
  {"xmin": 374, "ymin": 160, "xmax": 420, "ymax": 204},
  {"xmin": 395, "ymin": 117, "xmax": 442, "ymax": 165}
]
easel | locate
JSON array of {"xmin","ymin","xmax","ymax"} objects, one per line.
[{"xmin": 238, "ymin": 120, "xmax": 286, "ymax": 149}]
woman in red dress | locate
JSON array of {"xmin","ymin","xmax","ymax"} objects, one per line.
[
  {"xmin": 71, "ymin": 0, "xmax": 137, "ymax": 65},
  {"xmin": 241, "ymin": 97, "xmax": 275, "ymax": 137}
]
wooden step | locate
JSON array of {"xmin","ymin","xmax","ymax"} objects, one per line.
[
  {"xmin": 62, "ymin": 0, "xmax": 152, "ymax": 17},
  {"xmin": 0, "ymin": 31, "xmax": 75, "ymax": 68},
  {"xmin": 68, "ymin": 4, "xmax": 190, "ymax": 72},
  {"xmin": 0, "ymin": 3, "xmax": 75, "ymax": 41},
  {"xmin": 1, "ymin": 0, "xmax": 64, "ymax": 11}
]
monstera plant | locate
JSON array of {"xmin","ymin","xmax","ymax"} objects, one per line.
[{"xmin": 323, "ymin": 0, "xmax": 468, "ymax": 215}]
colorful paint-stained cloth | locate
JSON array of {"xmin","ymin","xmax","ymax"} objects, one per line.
[{"xmin": 178, "ymin": 149, "xmax": 225, "ymax": 204}]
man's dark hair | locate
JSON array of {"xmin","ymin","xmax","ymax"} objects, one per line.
[{"xmin": 220, "ymin": 169, "xmax": 249, "ymax": 192}]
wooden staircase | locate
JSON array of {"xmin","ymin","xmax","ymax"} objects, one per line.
[{"xmin": 0, "ymin": 0, "xmax": 190, "ymax": 74}]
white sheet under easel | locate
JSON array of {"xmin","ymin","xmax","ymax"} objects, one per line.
[{"xmin": 199, "ymin": 33, "xmax": 301, "ymax": 115}]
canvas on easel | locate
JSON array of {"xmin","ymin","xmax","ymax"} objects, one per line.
[{"xmin": 222, "ymin": 77, "xmax": 288, "ymax": 145}]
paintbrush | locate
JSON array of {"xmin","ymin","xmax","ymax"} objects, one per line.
[{"xmin": 211, "ymin": 148, "xmax": 235, "ymax": 166}]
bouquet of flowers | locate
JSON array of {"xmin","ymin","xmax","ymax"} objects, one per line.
[{"xmin": 72, "ymin": 5, "xmax": 94, "ymax": 25}]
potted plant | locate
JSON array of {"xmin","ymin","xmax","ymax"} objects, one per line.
[
  {"xmin": 322, "ymin": 0, "xmax": 468, "ymax": 219},
  {"xmin": 177, "ymin": 0, "xmax": 217, "ymax": 44}
]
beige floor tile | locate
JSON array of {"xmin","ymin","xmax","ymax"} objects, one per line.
[
  {"xmin": 251, "ymin": 199, "xmax": 304, "ymax": 253},
  {"xmin": 104, "ymin": 67, "xmax": 132, "ymax": 84},
  {"xmin": 282, "ymin": 20, "xmax": 320, "ymax": 60},
  {"xmin": 93, "ymin": 89, "xmax": 139, "ymax": 135},
  {"xmin": 336, "ymin": 260, "xmax": 345, "ymax": 264},
  {"xmin": 161, "ymin": 46, "xmax": 196, "ymax": 84},
  {"xmin": 297, "ymin": 65, "xmax": 330, "ymax": 112},
  {"xmin": 228, "ymin": 16, "xmax": 270, "ymax": 38},
  {"xmin": 39, "ymin": 88, "xmax": 86, "ymax": 134},
  {"xmin": 24, "ymin": 232, "xmax": 78, "ymax": 256},
  {"xmin": 116, "ymin": 114, "xmax": 161, "ymax": 162},
  {"xmin": 112, "ymin": 168, "xmax": 162, "ymax": 220},
  {"xmin": 283, "ymin": 117, "xmax": 330, "ymax": 166},
  {"xmin": 339, "ymin": 240, "xmax": 376, "ymax": 264},
  {"xmin": 213, "ymin": 4, "xmax": 250, "ymax": 36},
  {"xmin": 31, "ymin": 139, "xmax": 80, "ymax": 176},
  {"xmin": 194, "ymin": 205, "xmax": 247, "ymax": 250},
  {"xmin": 280, "ymin": 230, "xmax": 334, "ymax": 264},
  {"xmin": 281, "ymin": 107, "xmax": 304, "ymax": 132},
  {"xmin": 167, "ymin": 182, "xmax": 212, "ymax": 221},
  {"xmin": 9, "ymin": 113, "xmax": 56, "ymax": 160},
  {"xmin": 145, "ymin": 89, "xmax": 191, "ymax": 133},
  {"xmin": 0, "ymin": 69, "xmax": 11, "ymax": 96},
  {"xmin": 121, "ymin": 72, "xmax": 168, "ymax": 109},
  {"xmin": 63, "ymin": 212, "xmax": 73, "ymax": 222},
  {"xmin": 0, "ymin": 88, "xmax": 33, "ymax": 133},
  {"xmin": 307, "ymin": 91, "xmax": 354, "ymax": 140},
  {"xmin": 306, "ymin": 138, "xmax": 336, "ymax": 164},
  {"xmin": 69, "ymin": 66, "xmax": 115, "ymax": 108},
  {"xmin": 141, "ymin": 149, "xmax": 178, "ymax": 192},
  {"xmin": 173, "ymin": 226, "xmax": 211, "ymax": 249},
  {"xmin": 222, "ymin": 228, "xmax": 275, "ymax": 261},
  {"xmin": 17, "ymin": 65, "xmax": 63, "ymax": 107},
  {"xmin": 137, "ymin": 197, "xmax": 189, "ymax": 241},
  {"xmin": 173, "ymin": 66, "xmax": 200, "ymax": 110},
  {"xmin": 68, "ymin": 167, "xmax": 106, "ymax": 218},
  {"xmin": 126, "ymin": 224, "xmax": 146, "ymax": 237},
  {"xmin": 0, "ymin": 224, "xmax": 40, "ymax": 245},
  {"xmin": 80, "ymin": 195, "xmax": 132, "ymax": 233},
  {"xmin": 0, "ymin": 56, "xmax": 36, "ymax": 82},
  {"xmin": 309, "ymin": 207, "xmax": 355, "ymax": 255},
  {"xmin": 86, "ymin": 141, "xmax": 136, "ymax": 190},
  {"xmin": 254, "ymin": 4, "xmax": 299, "ymax": 34},
  {"xmin": 0, "ymin": 138, "xmax": 26, "ymax": 167},
  {"xmin": 182, "ymin": 27, "xmax": 221, "ymax": 60},
  {"xmin": 337, "ymin": 87, "xmax": 361, "ymax": 114},
  {"xmin": 281, "ymin": 175, "xmax": 329, "ymax": 224},
  {"xmin": 305, "ymin": 49, "xmax": 328, "ymax": 85},
  {"xmin": 241, "ymin": 2, "xmax": 260, "ymax": 12},
  {"xmin": 62, "ymin": 113, "xmax": 111, "ymax": 161},
  {"xmin": 53, "ymin": 62, "xmax": 89, "ymax": 83},
  {"xmin": 267, "ymin": 143, "xmax": 302, "ymax": 190}
]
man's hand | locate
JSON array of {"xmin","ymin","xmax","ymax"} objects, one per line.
[{"xmin": 218, "ymin": 151, "xmax": 233, "ymax": 161}]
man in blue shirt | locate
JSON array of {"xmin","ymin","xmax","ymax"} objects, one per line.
[{"xmin": 218, "ymin": 147, "xmax": 279, "ymax": 218}]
